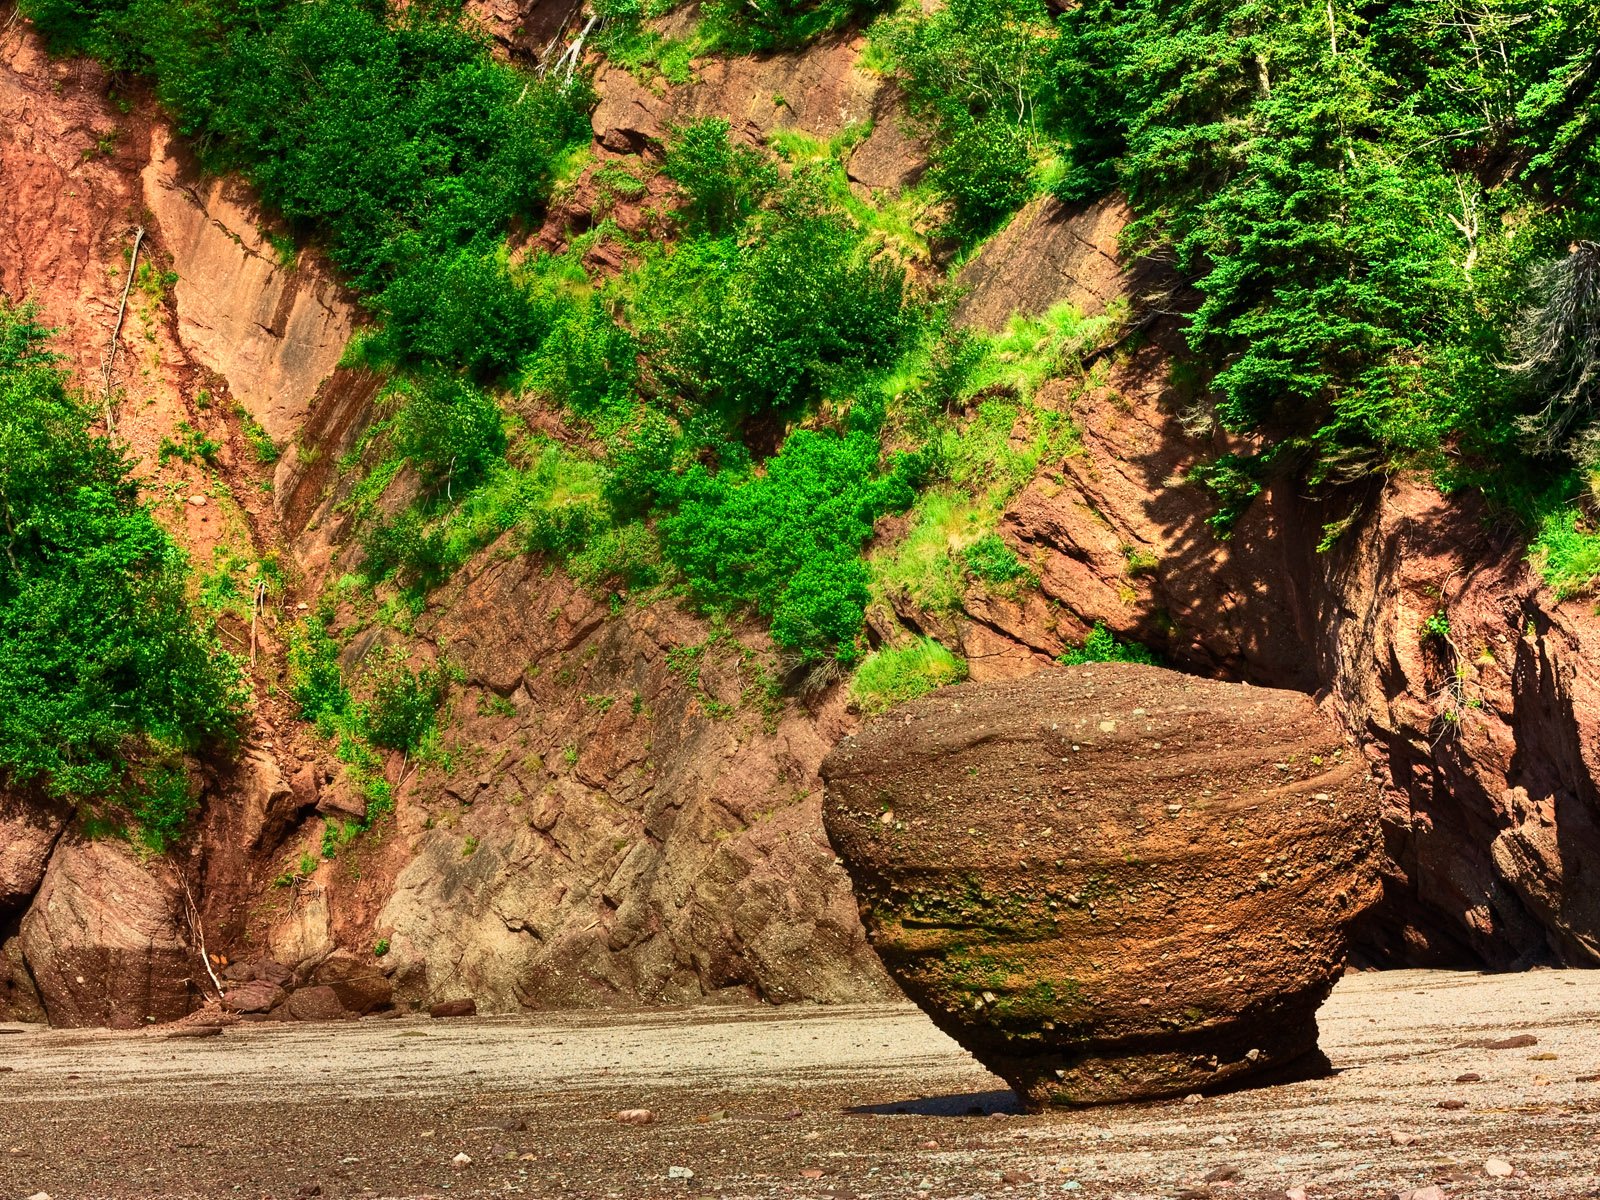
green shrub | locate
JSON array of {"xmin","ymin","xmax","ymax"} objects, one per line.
[
  {"xmin": 1531, "ymin": 506, "xmax": 1600, "ymax": 599},
  {"xmin": 361, "ymin": 509, "xmax": 456, "ymax": 594},
  {"xmin": 355, "ymin": 649, "xmax": 453, "ymax": 755},
  {"xmin": 285, "ymin": 615, "xmax": 349, "ymax": 728},
  {"xmin": 0, "ymin": 300, "xmax": 243, "ymax": 804},
  {"xmin": 22, "ymin": 0, "xmax": 591, "ymax": 379},
  {"xmin": 661, "ymin": 430, "xmax": 924, "ymax": 660},
  {"xmin": 699, "ymin": 0, "xmax": 888, "ymax": 52},
  {"xmin": 645, "ymin": 180, "xmax": 913, "ymax": 419},
  {"xmin": 850, "ymin": 638, "xmax": 968, "ymax": 713},
  {"xmin": 873, "ymin": 0, "xmax": 1059, "ymax": 240},
  {"xmin": 963, "ymin": 533, "xmax": 1029, "ymax": 585},
  {"xmin": 1059, "ymin": 622, "xmax": 1157, "ymax": 666},
  {"xmin": 661, "ymin": 118, "xmax": 777, "ymax": 235},
  {"xmin": 390, "ymin": 375, "xmax": 507, "ymax": 496},
  {"xmin": 127, "ymin": 763, "xmax": 199, "ymax": 853}
]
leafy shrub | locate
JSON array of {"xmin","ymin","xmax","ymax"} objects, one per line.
[
  {"xmin": 1531, "ymin": 507, "xmax": 1600, "ymax": 599},
  {"xmin": 661, "ymin": 430, "xmax": 923, "ymax": 660},
  {"xmin": 1059, "ymin": 622, "xmax": 1157, "ymax": 666},
  {"xmin": 355, "ymin": 650, "xmax": 453, "ymax": 754},
  {"xmin": 523, "ymin": 294, "xmax": 641, "ymax": 426},
  {"xmin": 361, "ymin": 509, "xmax": 455, "ymax": 593},
  {"xmin": 373, "ymin": 247, "xmax": 551, "ymax": 385},
  {"xmin": 661, "ymin": 118, "xmax": 777, "ymax": 235},
  {"xmin": 646, "ymin": 179, "xmax": 913, "ymax": 419},
  {"xmin": 874, "ymin": 0, "xmax": 1060, "ymax": 239},
  {"xmin": 22, "ymin": 0, "xmax": 591, "ymax": 377},
  {"xmin": 699, "ymin": 0, "xmax": 888, "ymax": 52},
  {"xmin": 850, "ymin": 638, "xmax": 968, "ymax": 713},
  {"xmin": 963, "ymin": 533, "xmax": 1029, "ymax": 584},
  {"xmin": 0, "ymin": 300, "xmax": 242, "ymax": 803},
  {"xmin": 390, "ymin": 375, "xmax": 507, "ymax": 495},
  {"xmin": 127, "ymin": 763, "xmax": 199, "ymax": 853},
  {"xmin": 285, "ymin": 615, "xmax": 349, "ymax": 728}
]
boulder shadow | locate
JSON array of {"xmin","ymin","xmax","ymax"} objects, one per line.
[{"xmin": 846, "ymin": 1089, "xmax": 1023, "ymax": 1117}]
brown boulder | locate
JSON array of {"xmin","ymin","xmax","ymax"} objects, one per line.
[
  {"xmin": 311, "ymin": 951, "xmax": 393, "ymax": 1015},
  {"xmin": 253, "ymin": 959, "xmax": 295, "ymax": 988},
  {"xmin": 221, "ymin": 979, "xmax": 285, "ymax": 1014},
  {"xmin": 429, "ymin": 997, "xmax": 477, "ymax": 1019},
  {"xmin": 285, "ymin": 984, "xmax": 349, "ymax": 1022},
  {"xmin": 0, "ymin": 790, "xmax": 69, "ymax": 911},
  {"xmin": 821, "ymin": 664, "xmax": 1380, "ymax": 1108},
  {"xmin": 18, "ymin": 839, "xmax": 195, "ymax": 1028}
]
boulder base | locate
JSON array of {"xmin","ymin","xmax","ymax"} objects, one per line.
[{"xmin": 821, "ymin": 664, "xmax": 1380, "ymax": 1108}]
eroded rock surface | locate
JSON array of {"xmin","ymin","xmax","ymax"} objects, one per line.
[
  {"xmin": 0, "ymin": 792, "xmax": 68, "ymax": 912},
  {"xmin": 822, "ymin": 664, "xmax": 1380, "ymax": 1107}
]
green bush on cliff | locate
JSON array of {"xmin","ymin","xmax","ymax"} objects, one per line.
[
  {"xmin": 0, "ymin": 300, "xmax": 243, "ymax": 810},
  {"xmin": 872, "ymin": 0, "xmax": 1062, "ymax": 241},
  {"xmin": 21, "ymin": 0, "xmax": 592, "ymax": 385}
]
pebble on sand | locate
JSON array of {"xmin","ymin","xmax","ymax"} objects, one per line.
[
  {"xmin": 615, "ymin": 1108, "xmax": 656, "ymax": 1125},
  {"xmin": 1389, "ymin": 1129, "xmax": 1418, "ymax": 1146},
  {"xmin": 451, "ymin": 1152, "xmax": 472, "ymax": 1169},
  {"xmin": 1485, "ymin": 1157, "xmax": 1514, "ymax": 1178}
]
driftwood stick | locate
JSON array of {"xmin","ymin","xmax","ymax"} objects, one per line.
[
  {"xmin": 103, "ymin": 224, "xmax": 145, "ymax": 435},
  {"xmin": 180, "ymin": 870, "xmax": 226, "ymax": 1003}
]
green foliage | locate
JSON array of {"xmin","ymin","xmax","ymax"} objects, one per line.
[
  {"xmin": 236, "ymin": 404, "xmax": 279, "ymax": 464},
  {"xmin": 1047, "ymin": 0, "xmax": 1598, "ymax": 501},
  {"xmin": 22, "ymin": 0, "xmax": 592, "ymax": 383},
  {"xmin": 1058, "ymin": 622, "xmax": 1157, "ymax": 666},
  {"xmin": 963, "ymin": 533, "xmax": 1029, "ymax": 585},
  {"xmin": 662, "ymin": 430, "xmax": 924, "ymax": 660},
  {"xmin": 389, "ymin": 374, "xmax": 507, "ymax": 495},
  {"xmin": 1531, "ymin": 506, "xmax": 1600, "ymax": 598},
  {"xmin": 354, "ymin": 649, "xmax": 453, "ymax": 754},
  {"xmin": 1421, "ymin": 611, "xmax": 1453, "ymax": 641},
  {"xmin": 873, "ymin": 0, "xmax": 1061, "ymax": 240},
  {"xmin": 661, "ymin": 119, "xmax": 777, "ymax": 235},
  {"xmin": 641, "ymin": 175, "xmax": 913, "ymax": 419},
  {"xmin": 127, "ymin": 763, "xmax": 199, "ymax": 854},
  {"xmin": 157, "ymin": 421, "xmax": 220, "ymax": 466},
  {"xmin": 699, "ymin": 0, "xmax": 888, "ymax": 52},
  {"xmin": 0, "ymin": 300, "xmax": 242, "ymax": 808},
  {"xmin": 850, "ymin": 638, "xmax": 967, "ymax": 713},
  {"xmin": 285, "ymin": 615, "xmax": 349, "ymax": 728}
]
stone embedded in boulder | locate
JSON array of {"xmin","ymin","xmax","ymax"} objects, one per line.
[
  {"xmin": 820, "ymin": 663, "xmax": 1380, "ymax": 1108},
  {"xmin": 18, "ymin": 839, "xmax": 195, "ymax": 1028}
]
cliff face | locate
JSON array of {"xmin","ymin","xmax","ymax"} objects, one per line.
[{"xmin": 2, "ymin": 2, "xmax": 1595, "ymax": 1026}]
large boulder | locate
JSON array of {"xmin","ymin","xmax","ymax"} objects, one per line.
[
  {"xmin": 821, "ymin": 663, "xmax": 1380, "ymax": 1108},
  {"xmin": 19, "ymin": 839, "xmax": 196, "ymax": 1028}
]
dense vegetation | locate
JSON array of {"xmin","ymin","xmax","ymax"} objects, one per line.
[
  {"xmin": 0, "ymin": 302, "xmax": 242, "ymax": 847},
  {"xmin": 24, "ymin": 0, "xmax": 1600, "ymax": 720}
]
